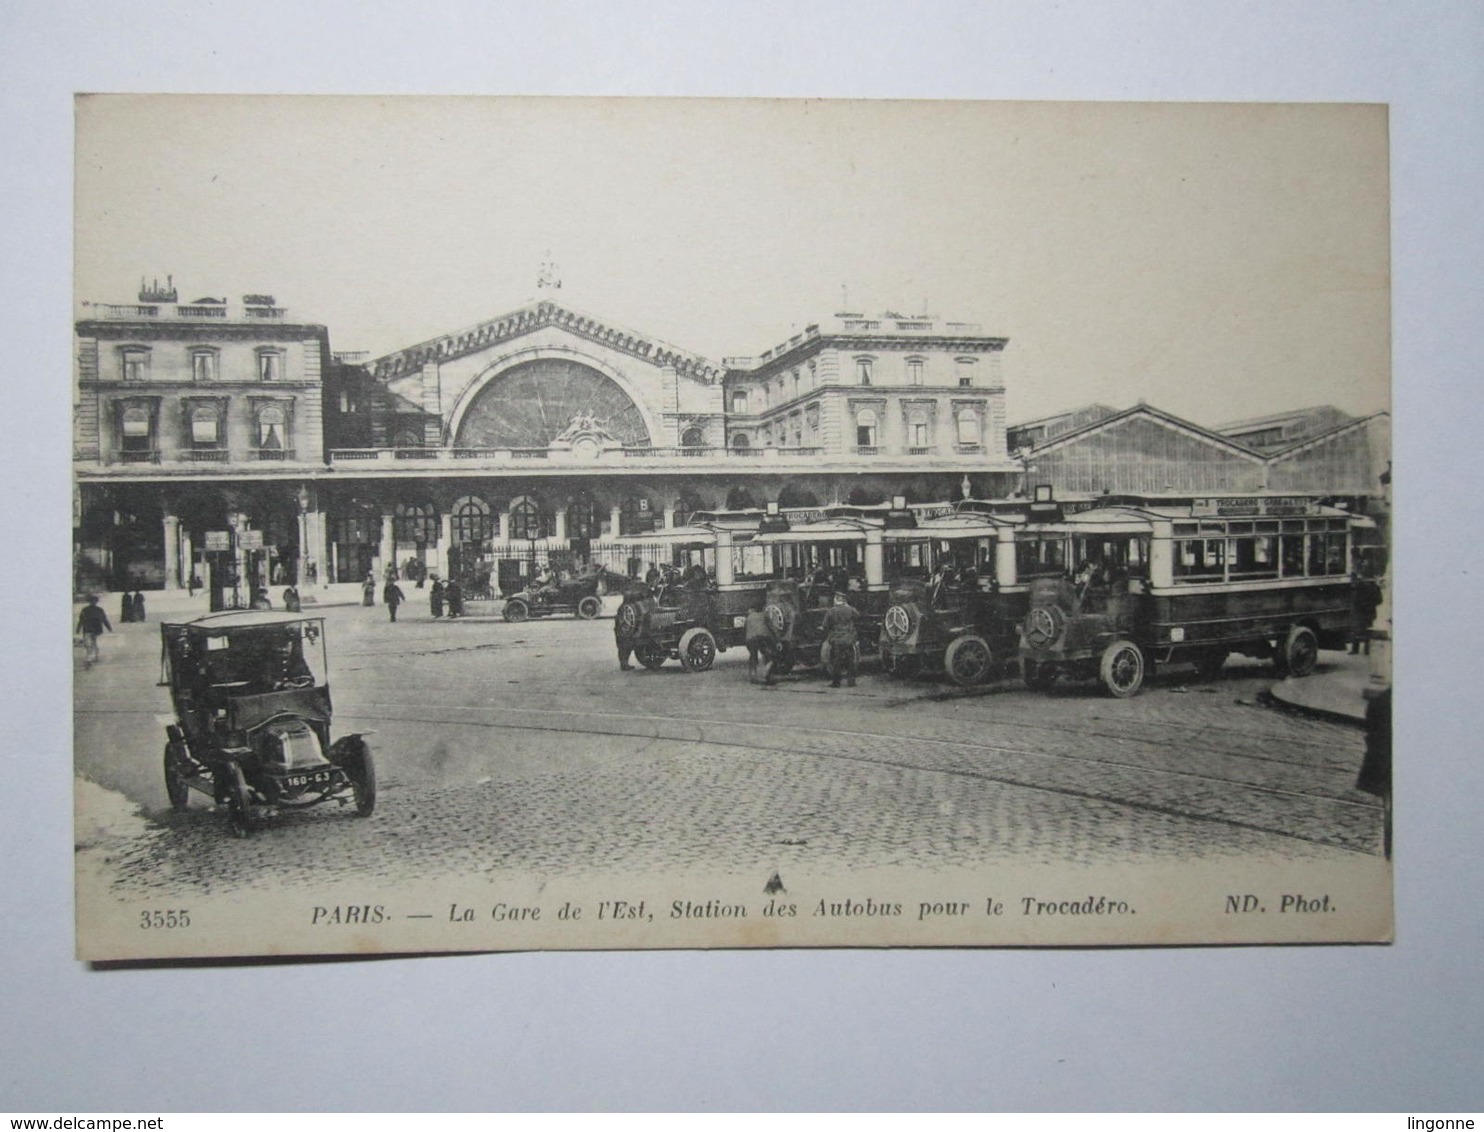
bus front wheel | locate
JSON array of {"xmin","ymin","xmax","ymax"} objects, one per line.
[{"xmin": 1099, "ymin": 639, "xmax": 1146, "ymax": 698}]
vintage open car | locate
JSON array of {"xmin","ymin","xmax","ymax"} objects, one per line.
[
  {"xmin": 159, "ymin": 611, "xmax": 375, "ymax": 836},
  {"xmin": 502, "ymin": 563, "xmax": 623, "ymax": 622}
]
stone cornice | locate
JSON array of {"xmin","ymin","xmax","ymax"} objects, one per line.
[
  {"xmin": 80, "ymin": 380, "xmax": 320, "ymax": 391},
  {"xmin": 366, "ymin": 300, "xmax": 725, "ymax": 385},
  {"xmin": 728, "ymin": 333, "xmax": 1007, "ymax": 379}
]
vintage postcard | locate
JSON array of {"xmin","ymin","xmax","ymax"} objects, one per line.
[{"xmin": 72, "ymin": 97, "xmax": 1392, "ymax": 960}]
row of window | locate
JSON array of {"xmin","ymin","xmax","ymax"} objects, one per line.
[
  {"xmin": 116, "ymin": 345, "xmax": 286, "ymax": 383},
  {"xmin": 115, "ymin": 402, "xmax": 292, "ymax": 455},
  {"xmin": 728, "ymin": 356, "xmax": 980, "ymax": 414},
  {"xmin": 1171, "ymin": 532, "xmax": 1350, "ymax": 581},
  {"xmin": 729, "ymin": 406, "xmax": 983, "ymax": 451},
  {"xmin": 853, "ymin": 406, "xmax": 982, "ymax": 450},
  {"xmin": 1011, "ymin": 530, "xmax": 1352, "ymax": 584}
]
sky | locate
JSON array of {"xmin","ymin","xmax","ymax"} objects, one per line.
[{"xmin": 75, "ymin": 95, "xmax": 1390, "ymax": 428}]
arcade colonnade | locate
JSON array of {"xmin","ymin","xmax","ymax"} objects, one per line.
[{"xmin": 75, "ymin": 469, "xmax": 1013, "ymax": 599}]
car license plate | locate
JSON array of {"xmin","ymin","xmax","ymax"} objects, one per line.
[{"xmin": 285, "ymin": 769, "xmax": 331, "ymax": 788}]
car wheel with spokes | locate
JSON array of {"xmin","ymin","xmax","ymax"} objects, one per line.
[
  {"xmin": 636, "ymin": 643, "xmax": 669, "ymax": 670},
  {"xmin": 944, "ymin": 634, "xmax": 994, "ymax": 687},
  {"xmin": 223, "ymin": 761, "xmax": 259, "ymax": 838},
  {"xmin": 164, "ymin": 742, "xmax": 191, "ymax": 812},
  {"xmin": 1278, "ymin": 625, "xmax": 1319, "ymax": 678},
  {"xmin": 344, "ymin": 742, "xmax": 376, "ymax": 817},
  {"xmin": 503, "ymin": 598, "xmax": 530, "ymax": 623},
  {"xmin": 577, "ymin": 596, "xmax": 602, "ymax": 620},
  {"xmin": 678, "ymin": 627, "xmax": 717, "ymax": 673},
  {"xmin": 1099, "ymin": 639, "xmax": 1146, "ymax": 698}
]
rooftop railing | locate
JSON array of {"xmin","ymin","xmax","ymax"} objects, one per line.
[{"xmin": 80, "ymin": 301, "xmax": 292, "ymax": 322}]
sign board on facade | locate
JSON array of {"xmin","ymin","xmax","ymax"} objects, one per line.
[
  {"xmin": 1192, "ymin": 497, "xmax": 1314, "ymax": 517},
  {"xmin": 237, "ymin": 529, "xmax": 264, "ymax": 550},
  {"xmin": 203, "ymin": 530, "xmax": 230, "ymax": 552}
]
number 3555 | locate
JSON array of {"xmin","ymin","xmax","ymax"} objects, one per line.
[{"xmin": 140, "ymin": 909, "xmax": 190, "ymax": 929}]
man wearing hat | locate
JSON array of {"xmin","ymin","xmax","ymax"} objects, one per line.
[{"xmin": 821, "ymin": 591, "xmax": 859, "ymax": 688}]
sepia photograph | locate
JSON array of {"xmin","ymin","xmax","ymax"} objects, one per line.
[{"xmin": 72, "ymin": 95, "xmax": 1393, "ymax": 961}]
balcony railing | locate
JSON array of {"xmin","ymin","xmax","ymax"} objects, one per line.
[
  {"xmin": 115, "ymin": 448, "xmax": 161, "ymax": 464},
  {"xmin": 177, "ymin": 305, "xmax": 227, "ymax": 318},
  {"xmin": 252, "ymin": 447, "xmax": 295, "ymax": 462},
  {"xmin": 183, "ymin": 448, "xmax": 230, "ymax": 463},
  {"xmin": 321, "ymin": 443, "xmax": 1003, "ymax": 468}
]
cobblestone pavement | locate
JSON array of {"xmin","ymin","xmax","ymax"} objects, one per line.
[{"xmin": 74, "ymin": 603, "xmax": 1383, "ymax": 896}]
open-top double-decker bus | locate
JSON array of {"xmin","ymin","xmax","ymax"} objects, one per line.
[{"xmin": 1016, "ymin": 495, "xmax": 1370, "ymax": 697}]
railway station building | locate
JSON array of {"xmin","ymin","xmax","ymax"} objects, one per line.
[
  {"xmin": 73, "ymin": 281, "xmax": 1389, "ymax": 600},
  {"xmin": 73, "ymin": 288, "xmax": 1022, "ymax": 599}
]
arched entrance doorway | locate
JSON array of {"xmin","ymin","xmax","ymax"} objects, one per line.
[{"xmin": 448, "ymin": 495, "xmax": 494, "ymax": 594}]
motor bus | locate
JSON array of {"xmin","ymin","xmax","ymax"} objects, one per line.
[
  {"xmin": 878, "ymin": 509, "xmax": 1027, "ymax": 686},
  {"xmin": 1016, "ymin": 496, "xmax": 1370, "ymax": 697},
  {"xmin": 608, "ymin": 517, "xmax": 774, "ymax": 671},
  {"xmin": 745, "ymin": 514, "xmax": 888, "ymax": 673}
]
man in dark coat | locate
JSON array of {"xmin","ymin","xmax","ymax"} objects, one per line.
[
  {"xmin": 429, "ymin": 577, "xmax": 445, "ymax": 618},
  {"xmin": 445, "ymin": 578, "xmax": 463, "ymax": 618},
  {"xmin": 821, "ymin": 592, "xmax": 859, "ymax": 688},
  {"xmin": 744, "ymin": 606, "xmax": 776, "ymax": 685},
  {"xmin": 384, "ymin": 580, "xmax": 405, "ymax": 622},
  {"xmin": 76, "ymin": 595, "xmax": 112, "ymax": 665}
]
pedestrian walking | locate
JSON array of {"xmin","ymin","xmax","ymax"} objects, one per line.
[
  {"xmin": 1351, "ymin": 571, "xmax": 1382, "ymax": 655},
  {"xmin": 132, "ymin": 590, "xmax": 146, "ymax": 622},
  {"xmin": 251, "ymin": 587, "xmax": 273, "ymax": 610},
  {"xmin": 187, "ymin": 571, "xmax": 200, "ymax": 597},
  {"xmin": 821, "ymin": 591, "xmax": 859, "ymax": 688},
  {"xmin": 76, "ymin": 594, "xmax": 112, "ymax": 666},
  {"xmin": 362, "ymin": 573, "xmax": 376, "ymax": 607},
  {"xmin": 429, "ymin": 576, "xmax": 445, "ymax": 618},
  {"xmin": 384, "ymin": 580, "xmax": 405, "ymax": 622},
  {"xmin": 445, "ymin": 578, "xmax": 463, "ymax": 618},
  {"xmin": 744, "ymin": 606, "xmax": 775, "ymax": 685},
  {"xmin": 120, "ymin": 591, "xmax": 134, "ymax": 624},
  {"xmin": 283, "ymin": 584, "xmax": 301, "ymax": 612}
]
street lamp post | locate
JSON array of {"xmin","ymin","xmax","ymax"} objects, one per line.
[{"xmin": 296, "ymin": 484, "xmax": 312, "ymax": 587}]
